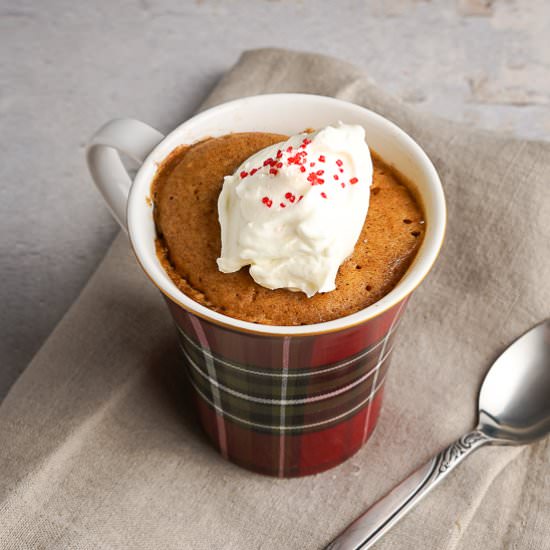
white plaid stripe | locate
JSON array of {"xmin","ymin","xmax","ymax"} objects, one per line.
[
  {"xmin": 187, "ymin": 370, "xmax": 388, "ymax": 433},
  {"xmin": 278, "ymin": 337, "xmax": 291, "ymax": 477},
  {"xmin": 362, "ymin": 300, "xmax": 406, "ymax": 444},
  {"xmin": 176, "ymin": 318, "xmax": 402, "ymax": 378},
  {"xmin": 188, "ymin": 315, "xmax": 228, "ymax": 459},
  {"xmin": 180, "ymin": 340, "xmax": 395, "ymax": 406}
]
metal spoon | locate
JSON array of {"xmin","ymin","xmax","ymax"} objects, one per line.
[{"xmin": 327, "ymin": 319, "xmax": 550, "ymax": 550}]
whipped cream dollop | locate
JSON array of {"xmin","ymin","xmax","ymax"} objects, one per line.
[{"xmin": 217, "ymin": 123, "xmax": 373, "ymax": 297}]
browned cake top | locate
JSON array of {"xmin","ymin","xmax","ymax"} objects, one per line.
[{"xmin": 153, "ymin": 132, "xmax": 425, "ymax": 325}]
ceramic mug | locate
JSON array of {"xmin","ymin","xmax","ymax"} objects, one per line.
[{"xmin": 87, "ymin": 94, "xmax": 446, "ymax": 477}]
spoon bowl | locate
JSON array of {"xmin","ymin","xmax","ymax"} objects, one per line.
[{"xmin": 478, "ymin": 320, "xmax": 550, "ymax": 444}]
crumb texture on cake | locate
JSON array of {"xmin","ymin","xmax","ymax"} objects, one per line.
[{"xmin": 153, "ymin": 132, "xmax": 425, "ymax": 326}]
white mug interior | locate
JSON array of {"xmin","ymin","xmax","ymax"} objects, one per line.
[{"xmin": 127, "ymin": 94, "xmax": 446, "ymax": 336}]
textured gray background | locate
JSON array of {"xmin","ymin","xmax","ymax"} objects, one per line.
[{"xmin": 2, "ymin": 0, "xmax": 550, "ymax": 399}]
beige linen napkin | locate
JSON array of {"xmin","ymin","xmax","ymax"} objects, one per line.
[{"xmin": 1, "ymin": 49, "xmax": 549, "ymax": 549}]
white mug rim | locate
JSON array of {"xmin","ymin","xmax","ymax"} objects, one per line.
[{"xmin": 127, "ymin": 93, "xmax": 446, "ymax": 336}]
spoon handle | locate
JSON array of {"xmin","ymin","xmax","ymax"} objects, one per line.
[{"xmin": 326, "ymin": 430, "xmax": 490, "ymax": 550}]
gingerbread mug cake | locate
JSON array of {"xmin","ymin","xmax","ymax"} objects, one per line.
[
  {"xmin": 87, "ymin": 94, "xmax": 445, "ymax": 477},
  {"xmin": 152, "ymin": 124, "xmax": 425, "ymax": 325}
]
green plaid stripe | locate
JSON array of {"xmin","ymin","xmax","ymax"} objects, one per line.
[
  {"xmin": 186, "ymin": 364, "xmax": 389, "ymax": 434},
  {"xmin": 179, "ymin": 330, "xmax": 394, "ymax": 434}
]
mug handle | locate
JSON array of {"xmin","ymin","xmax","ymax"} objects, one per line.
[{"xmin": 86, "ymin": 119, "xmax": 165, "ymax": 230}]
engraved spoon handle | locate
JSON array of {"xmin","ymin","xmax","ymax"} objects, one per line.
[{"xmin": 326, "ymin": 430, "xmax": 491, "ymax": 550}]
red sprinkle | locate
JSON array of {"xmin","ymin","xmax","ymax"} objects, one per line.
[
  {"xmin": 334, "ymin": 174, "xmax": 339, "ymax": 180},
  {"xmin": 318, "ymin": 155, "xmax": 325, "ymax": 162},
  {"xmin": 269, "ymin": 168, "xmax": 279, "ymax": 176},
  {"xmin": 280, "ymin": 203, "xmax": 286, "ymax": 208},
  {"xmin": 309, "ymin": 162, "xmax": 315, "ymax": 167},
  {"xmin": 316, "ymin": 169, "xmax": 324, "ymax": 176},
  {"xmin": 350, "ymin": 177, "xmax": 359, "ymax": 184},
  {"xmin": 341, "ymin": 182, "xmax": 346, "ymax": 188},
  {"xmin": 286, "ymin": 146, "xmax": 293, "ymax": 153},
  {"xmin": 240, "ymin": 171, "xmax": 248, "ymax": 178},
  {"xmin": 263, "ymin": 158, "xmax": 275, "ymax": 167},
  {"xmin": 262, "ymin": 196, "xmax": 273, "ymax": 208},
  {"xmin": 320, "ymin": 192, "xmax": 327, "ymax": 199},
  {"xmin": 299, "ymin": 166, "xmax": 306, "ymax": 173},
  {"xmin": 298, "ymin": 195, "xmax": 304, "ymax": 201},
  {"xmin": 287, "ymin": 151, "xmax": 307, "ymax": 165},
  {"xmin": 336, "ymin": 159, "xmax": 343, "ymax": 167},
  {"xmin": 285, "ymin": 192, "xmax": 296, "ymax": 203},
  {"xmin": 250, "ymin": 168, "xmax": 258, "ymax": 175},
  {"xmin": 339, "ymin": 168, "xmax": 344, "ymax": 173},
  {"xmin": 276, "ymin": 150, "xmax": 283, "ymax": 159},
  {"xmin": 307, "ymin": 172, "xmax": 325, "ymax": 185},
  {"xmin": 276, "ymin": 162, "xmax": 283, "ymax": 169}
]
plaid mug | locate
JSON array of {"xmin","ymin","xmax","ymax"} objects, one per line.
[{"xmin": 87, "ymin": 94, "xmax": 446, "ymax": 477}]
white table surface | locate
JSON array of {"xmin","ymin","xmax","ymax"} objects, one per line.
[{"xmin": 2, "ymin": 0, "xmax": 549, "ymax": 399}]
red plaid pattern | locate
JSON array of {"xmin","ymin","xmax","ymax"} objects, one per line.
[{"xmin": 166, "ymin": 297, "xmax": 408, "ymax": 477}]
